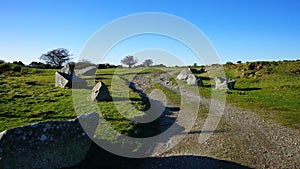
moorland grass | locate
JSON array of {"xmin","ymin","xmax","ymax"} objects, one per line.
[
  {"xmin": 1, "ymin": 61, "xmax": 299, "ymax": 132},
  {"xmin": 194, "ymin": 60, "xmax": 300, "ymax": 129}
]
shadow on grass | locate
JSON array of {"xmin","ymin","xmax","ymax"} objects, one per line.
[
  {"xmin": 69, "ymin": 142, "xmax": 251, "ymax": 169},
  {"xmin": 200, "ymin": 76, "xmax": 213, "ymax": 81},
  {"xmin": 182, "ymin": 129, "xmax": 227, "ymax": 135},
  {"xmin": 234, "ymin": 87, "xmax": 262, "ymax": 91},
  {"xmin": 112, "ymin": 97, "xmax": 143, "ymax": 102}
]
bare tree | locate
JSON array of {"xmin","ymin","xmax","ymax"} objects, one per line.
[
  {"xmin": 121, "ymin": 55, "xmax": 138, "ymax": 68},
  {"xmin": 39, "ymin": 48, "xmax": 72, "ymax": 68},
  {"xmin": 142, "ymin": 59, "xmax": 153, "ymax": 67}
]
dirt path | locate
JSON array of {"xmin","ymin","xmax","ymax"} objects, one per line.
[{"xmin": 130, "ymin": 71, "xmax": 300, "ymax": 169}]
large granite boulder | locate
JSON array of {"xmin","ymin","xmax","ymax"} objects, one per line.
[
  {"xmin": 176, "ymin": 69, "xmax": 192, "ymax": 80},
  {"xmin": 215, "ymin": 77, "xmax": 236, "ymax": 90},
  {"xmin": 76, "ymin": 66, "xmax": 97, "ymax": 76},
  {"xmin": 91, "ymin": 81, "xmax": 112, "ymax": 101},
  {"xmin": 186, "ymin": 74, "xmax": 204, "ymax": 86},
  {"xmin": 0, "ymin": 112, "xmax": 99, "ymax": 169},
  {"xmin": 55, "ymin": 64, "xmax": 86, "ymax": 88}
]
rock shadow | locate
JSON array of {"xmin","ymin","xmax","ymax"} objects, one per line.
[
  {"xmin": 234, "ymin": 87, "xmax": 262, "ymax": 91},
  {"xmin": 70, "ymin": 143, "xmax": 252, "ymax": 169}
]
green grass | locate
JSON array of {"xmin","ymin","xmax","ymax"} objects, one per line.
[
  {"xmin": 191, "ymin": 61, "xmax": 300, "ymax": 129},
  {"xmin": 1, "ymin": 61, "xmax": 299, "ymax": 168},
  {"xmin": 1, "ymin": 61, "xmax": 299, "ymax": 131},
  {"xmin": 0, "ymin": 68, "xmax": 76, "ymax": 131}
]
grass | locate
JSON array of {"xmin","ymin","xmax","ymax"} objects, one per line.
[
  {"xmin": 1, "ymin": 61, "xmax": 299, "ymax": 132},
  {"xmin": 0, "ymin": 67, "xmax": 76, "ymax": 131},
  {"xmin": 1, "ymin": 61, "xmax": 299, "ymax": 168},
  {"xmin": 190, "ymin": 60, "xmax": 300, "ymax": 129}
]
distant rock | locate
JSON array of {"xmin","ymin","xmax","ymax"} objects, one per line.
[
  {"xmin": 76, "ymin": 66, "xmax": 97, "ymax": 76},
  {"xmin": 0, "ymin": 112, "xmax": 99, "ymax": 169},
  {"xmin": 91, "ymin": 81, "xmax": 112, "ymax": 101},
  {"xmin": 189, "ymin": 68, "xmax": 206, "ymax": 74},
  {"xmin": 55, "ymin": 64, "xmax": 86, "ymax": 88},
  {"xmin": 60, "ymin": 63, "xmax": 75, "ymax": 76},
  {"xmin": 215, "ymin": 77, "xmax": 236, "ymax": 90},
  {"xmin": 177, "ymin": 69, "xmax": 192, "ymax": 80},
  {"xmin": 187, "ymin": 74, "xmax": 204, "ymax": 86}
]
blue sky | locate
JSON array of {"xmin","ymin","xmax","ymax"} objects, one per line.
[{"xmin": 0, "ymin": 0, "xmax": 299, "ymax": 66}]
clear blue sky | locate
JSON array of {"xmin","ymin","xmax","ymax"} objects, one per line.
[{"xmin": 0, "ymin": 0, "xmax": 300, "ymax": 66}]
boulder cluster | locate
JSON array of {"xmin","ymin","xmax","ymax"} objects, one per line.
[
  {"xmin": 176, "ymin": 68, "xmax": 204, "ymax": 87},
  {"xmin": 55, "ymin": 64, "xmax": 112, "ymax": 101},
  {"xmin": 55, "ymin": 63, "xmax": 86, "ymax": 88},
  {"xmin": 176, "ymin": 68, "xmax": 236, "ymax": 90}
]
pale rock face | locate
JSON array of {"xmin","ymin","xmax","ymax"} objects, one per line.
[
  {"xmin": 55, "ymin": 64, "xmax": 86, "ymax": 88},
  {"xmin": 176, "ymin": 69, "xmax": 192, "ymax": 80},
  {"xmin": 186, "ymin": 74, "xmax": 204, "ymax": 87},
  {"xmin": 91, "ymin": 81, "xmax": 112, "ymax": 101},
  {"xmin": 215, "ymin": 77, "xmax": 236, "ymax": 90},
  {"xmin": 0, "ymin": 112, "xmax": 99, "ymax": 169}
]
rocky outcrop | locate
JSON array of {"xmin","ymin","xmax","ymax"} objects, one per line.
[
  {"xmin": 55, "ymin": 63, "xmax": 86, "ymax": 88},
  {"xmin": 186, "ymin": 74, "xmax": 204, "ymax": 86},
  {"xmin": 91, "ymin": 81, "xmax": 112, "ymax": 101},
  {"xmin": 76, "ymin": 66, "xmax": 97, "ymax": 76},
  {"xmin": 176, "ymin": 69, "xmax": 192, "ymax": 80},
  {"xmin": 0, "ymin": 112, "xmax": 99, "ymax": 169},
  {"xmin": 215, "ymin": 77, "xmax": 236, "ymax": 90}
]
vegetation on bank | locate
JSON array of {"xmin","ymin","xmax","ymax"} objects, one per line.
[{"xmin": 194, "ymin": 60, "xmax": 300, "ymax": 129}]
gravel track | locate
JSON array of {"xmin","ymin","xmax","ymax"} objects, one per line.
[{"xmin": 130, "ymin": 71, "xmax": 300, "ymax": 169}]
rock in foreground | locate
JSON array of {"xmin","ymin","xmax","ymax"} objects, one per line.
[{"xmin": 0, "ymin": 112, "xmax": 99, "ymax": 169}]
